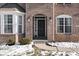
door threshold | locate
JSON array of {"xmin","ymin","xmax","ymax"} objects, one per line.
[
  {"xmin": 33, "ymin": 40, "xmax": 47, "ymax": 44},
  {"xmin": 33, "ymin": 40, "xmax": 47, "ymax": 41},
  {"xmin": 33, "ymin": 39, "xmax": 47, "ymax": 41}
]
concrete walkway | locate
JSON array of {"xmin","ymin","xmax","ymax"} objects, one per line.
[
  {"xmin": 35, "ymin": 43, "xmax": 57, "ymax": 51},
  {"xmin": 34, "ymin": 43, "xmax": 79, "ymax": 53}
]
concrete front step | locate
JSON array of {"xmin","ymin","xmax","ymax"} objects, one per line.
[{"xmin": 33, "ymin": 40, "xmax": 47, "ymax": 44}]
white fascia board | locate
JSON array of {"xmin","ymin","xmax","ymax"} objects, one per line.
[
  {"xmin": 15, "ymin": 11, "xmax": 25, "ymax": 15},
  {"xmin": 0, "ymin": 11, "xmax": 25, "ymax": 15}
]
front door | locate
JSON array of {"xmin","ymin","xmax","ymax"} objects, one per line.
[
  {"xmin": 33, "ymin": 15, "xmax": 47, "ymax": 39},
  {"xmin": 38, "ymin": 20, "xmax": 45, "ymax": 38}
]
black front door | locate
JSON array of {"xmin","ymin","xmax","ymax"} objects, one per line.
[
  {"xmin": 38, "ymin": 20, "xmax": 45, "ymax": 39},
  {"xmin": 33, "ymin": 16, "xmax": 47, "ymax": 39}
]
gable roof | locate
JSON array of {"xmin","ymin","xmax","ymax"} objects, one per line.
[{"xmin": 0, "ymin": 3, "xmax": 25, "ymax": 12}]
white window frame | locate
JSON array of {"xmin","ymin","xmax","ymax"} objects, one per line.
[
  {"xmin": 18, "ymin": 15, "xmax": 24, "ymax": 34},
  {"xmin": 56, "ymin": 15, "xmax": 72, "ymax": 34},
  {"xmin": 0, "ymin": 13, "xmax": 24, "ymax": 34},
  {"xmin": 0, "ymin": 14, "xmax": 14, "ymax": 34},
  {"xmin": 4, "ymin": 14, "xmax": 13, "ymax": 34}
]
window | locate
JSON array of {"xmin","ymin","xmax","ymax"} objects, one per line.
[
  {"xmin": 18, "ymin": 16, "xmax": 22, "ymax": 33},
  {"xmin": 57, "ymin": 18, "xmax": 64, "ymax": 33},
  {"xmin": 4, "ymin": 15, "xmax": 13, "ymax": 33},
  {"xmin": 0, "ymin": 14, "xmax": 24, "ymax": 34},
  {"xmin": 56, "ymin": 15, "xmax": 72, "ymax": 34},
  {"xmin": 65, "ymin": 18, "xmax": 71, "ymax": 33}
]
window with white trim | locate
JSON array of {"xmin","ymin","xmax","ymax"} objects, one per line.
[
  {"xmin": 56, "ymin": 15, "xmax": 72, "ymax": 34},
  {"xmin": 4, "ymin": 15, "xmax": 13, "ymax": 33},
  {"xmin": 0, "ymin": 13, "xmax": 24, "ymax": 34},
  {"xmin": 18, "ymin": 16, "xmax": 22, "ymax": 33}
]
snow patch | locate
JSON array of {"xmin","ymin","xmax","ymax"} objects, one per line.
[
  {"xmin": 48, "ymin": 42, "xmax": 79, "ymax": 48},
  {"xmin": 0, "ymin": 44, "xmax": 34, "ymax": 56}
]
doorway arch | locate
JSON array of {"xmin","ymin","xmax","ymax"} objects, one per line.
[{"xmin": 33, "ymin": 14, "xmax": 47, "ymax": 40}]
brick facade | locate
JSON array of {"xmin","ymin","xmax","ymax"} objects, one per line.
[
  {"xmin": 54, "ymin": 4, "xmax": 79, "ymax": 42},
  {"xmin": 0, "ymin": 34, "xmax": 15, "ymax": 44},
  {"xmin": 26, "ymin": 3, "xmax": 79, "ymax": 42},
  {"xmin": 26, "ymin": 3, "xmax": 53, "ymax": 40},
  {"xmin": 1, "ymin": 3, "xmax": 79, "ymax": 44}
]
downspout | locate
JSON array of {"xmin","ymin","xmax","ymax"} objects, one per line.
[{"xmin": 53, "ymin": 3, "xmax": 55, "ymax": 41}]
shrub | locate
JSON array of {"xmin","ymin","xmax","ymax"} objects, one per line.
[
  {"xmin": 6, "ymin": 39, "xmax": 15, "ymax": 46},
  {"xmin": 20, "ymin": 37, "xmax": 32, "ymax": 45}
]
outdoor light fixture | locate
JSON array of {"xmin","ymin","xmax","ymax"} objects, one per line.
[
  {"xmin": 27, "ymin": 18, "xmax": 31, "ymax": 22},
  {"xmin": 49, "ymin": 17, "xmax": 52, "ymax": 22},
  {"xmin": 27, "ymin": 17, "xmax": 31, "ymax": 22}
]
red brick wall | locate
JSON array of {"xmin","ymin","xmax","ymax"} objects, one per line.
[
  {"xmin": 0, "ymin": 34, "xmax": 15, "ymax": 44},
  {"xmin": 25, "ymin": 3, "xmax": 79, "ymax": 42},
  {"xmin": 26, "ymin": 3, "xmax": 53, "ymax": 40},
  {"xmin": 54, "ymin": 3, "xmax": 79, "ymax": 42},
  {"xmin": 0, "ymin": 34, "xmax": 24, "ymax": 44}
]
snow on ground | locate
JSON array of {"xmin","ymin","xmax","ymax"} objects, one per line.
[
  {"xmin": 48, "ymin": 42, "xmax": 79, "ymax": 48},
  {"xmin": 40, "ymin": 51, "xmax": 79, "ymax": 56},
  {"xmin": 1, "ymin": 42, "xmax": 79, "ymax": 56},
  {"xmin": 40, "ymin": 42, "xmax": 79, "ymax": 56},
  {"xmin": 0, "ymin": 44, "xmax": 34, "ymax": 56}
]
